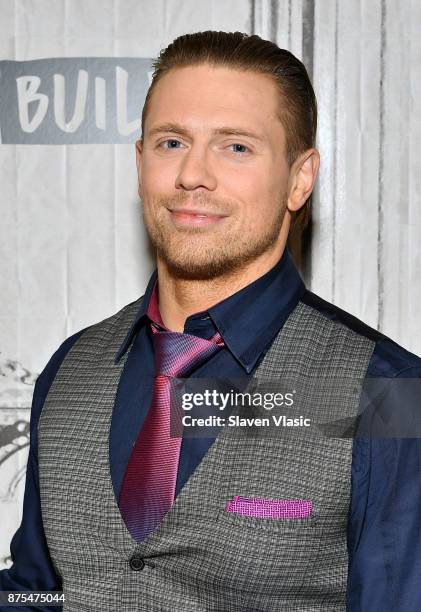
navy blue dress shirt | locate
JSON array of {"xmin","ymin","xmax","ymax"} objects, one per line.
[{"xmin": 1, "ymin": 248, "xmax": 421, "ymax": 611}]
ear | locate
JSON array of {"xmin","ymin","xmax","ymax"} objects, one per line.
[
  {"xmin": 286, "ymin": 148, "xmax": 320, "ymax": 213},
  {"xmin": 135, "ymin": 139, "xmax": 143, "ymax": 198}
]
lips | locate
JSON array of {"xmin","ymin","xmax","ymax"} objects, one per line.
[
  {"xmin": 169, "ymin": 207, "xmax": 225, "ymax": 218},
  {"xmin": 168, "ymin": 207, "xmax": 227, "ymax": 227}
]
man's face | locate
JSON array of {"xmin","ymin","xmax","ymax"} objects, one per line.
[{"xmin": 137, "ymin": 64, "xmax": 292, "ymax": 280}]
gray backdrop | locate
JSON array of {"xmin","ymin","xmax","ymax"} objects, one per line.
[{"xmin": 1, "ymin": 0, "xmax": 420, "ymax": 569}]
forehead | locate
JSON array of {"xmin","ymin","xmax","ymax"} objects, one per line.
[{"xmin": 144, "ymin": 64, "xmax": 284, "ymax": 143}]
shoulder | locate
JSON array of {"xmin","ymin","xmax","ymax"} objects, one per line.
[
  {"xmin": 34, "ymin": 296, "xmax": 144, "ymax": 420},
  {"xmin": 300, "ymin": 290, "xmax": 421, "ymax": 378},
  {"xmin": 66, "ymin": 296, "xmax": 145, "ymax": 358},
  {"xmin": 30, "ymin": 326, "xmax": 90, "ymax": 438},
  {"xmin": 34, "ymin": 325, "xmax": 89, "ymax": 409},
  {"xmin": 36, "ymin": 328, "xmax": 88, "ymax": 401}
]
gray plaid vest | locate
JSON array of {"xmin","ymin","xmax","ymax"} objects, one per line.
[{"xmin": 38, "ymin": 296, "xmax": 375, "ymax": 611}]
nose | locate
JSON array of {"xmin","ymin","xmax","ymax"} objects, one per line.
[{"xmin": 175, "ymin": 145, "xmax": 217, "ymax": 191}]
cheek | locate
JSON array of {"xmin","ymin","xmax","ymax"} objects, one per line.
[
  {"xmin": 225, "ymin": 171, "xmax": 278, "ymax": 216},
  {"xmin": 223, "ymin": 163, "xmax": 278, "ymax": 203},
  {"xmin": 141, "ymin": 157, "xmax": 174, "ymax": 194}
]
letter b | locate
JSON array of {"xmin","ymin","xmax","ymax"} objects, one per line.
[{"xmin": 16, "ymin": 76, "xmax": 48, "ymax": 133}]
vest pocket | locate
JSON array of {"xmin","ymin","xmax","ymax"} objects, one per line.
[{"xmin": 205, "ymin": 508, "xmax": 324, "ymax": 600}]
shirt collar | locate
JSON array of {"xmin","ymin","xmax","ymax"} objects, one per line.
[{"xmin": 114, "ymin": 248, "xmax": 306, "ymax": 372}]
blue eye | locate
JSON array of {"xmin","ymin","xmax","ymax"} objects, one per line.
[
  {"xmin": 161, "ymin": 139, "xmax": 181, "ymax": 149},
  {"xmin": 230, "ymin": 144, "xmax": 249, "ymax": 154}
]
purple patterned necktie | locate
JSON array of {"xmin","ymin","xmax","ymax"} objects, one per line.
[{"xmin": 118, "ymin": 323, "xmax": 224, "ymax": 542}]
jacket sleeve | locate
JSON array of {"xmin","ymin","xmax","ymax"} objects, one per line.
[
  {"xmin": 0, "ymin": 329, "xmax": 87, "ymax": 612},
  {"xmin": 347, "ymin": 366, "xmax": 421, "ymax": 611}
]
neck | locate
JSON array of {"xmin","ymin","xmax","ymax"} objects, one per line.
[{"xmin": 156, "ymin": 241, "xmax": 288, "ymax": 333}]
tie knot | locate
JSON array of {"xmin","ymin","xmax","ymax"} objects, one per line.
[{"xmin": 150, "ymin": 324, "xmax": 224, "ymax": 377}]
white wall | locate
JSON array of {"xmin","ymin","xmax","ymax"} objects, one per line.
[{"xmin": 1, "ymin": 0, "xmax": 420, "ymax": 568}]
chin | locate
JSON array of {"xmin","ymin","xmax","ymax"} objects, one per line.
[{"xmin": 159, "ymin": 251, "xmax": 235, "ymax": 281}]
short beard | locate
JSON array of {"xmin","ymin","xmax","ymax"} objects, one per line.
[{"xmin": 142, "ymin": 193, "xmax": 287, "ymax": 281}]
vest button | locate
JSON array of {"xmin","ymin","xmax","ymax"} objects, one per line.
[{"xmin": 129, "ymin": 554, "xmax": 145, "ymax": 571}]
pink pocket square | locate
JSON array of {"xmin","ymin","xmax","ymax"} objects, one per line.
[{"xmin": 225, "ymin": 496, "xmax": 313, "ymax": 519}]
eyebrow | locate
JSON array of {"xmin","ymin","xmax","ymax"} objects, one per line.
[{"xmin": 146, "ymin": 122, "xmax": 264, "ymax": 142}]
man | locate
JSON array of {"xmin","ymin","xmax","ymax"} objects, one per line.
[{"xmin": 1, "ymin": 30, "xmax": 421, "ymax": 611}]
